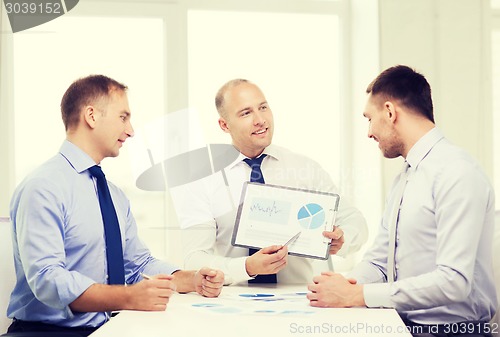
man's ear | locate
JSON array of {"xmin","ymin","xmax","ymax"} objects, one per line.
[
  {"xmin": 218, "ymin": 117, "xmax": 230, "ymax": 133},
  {"xmin": 83, "ymin": 106, "xmax": 97, "ymax": 129},
  {"xmin": 384, "ymin": 101, "xmax": 397, "ymax": 123}
]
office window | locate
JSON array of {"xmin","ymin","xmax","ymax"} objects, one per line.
[
  {"xmin": 187, "ymin": 9, "xmax": 342, "ymax": 185},
  {"xmin": 185, "ymin": 6, "xmax": 380, "ymax": 270},
  {"xmin": 12, "ymin": 15, "xmax": 168, "ymax": 255},
  {"xmin": 3, "ymin": 0, "xmax": 379, "ymax": 268}
]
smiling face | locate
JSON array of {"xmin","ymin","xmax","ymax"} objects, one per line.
[
  {"xmin": 92, "ymin": 90, "xmax": 134, "ymax": 161},
  {"xmin": 363, "ymin": 93, "xmax": 403, "ymax": 159},
  {"xmin": 218, "ymin": 82, "xmax": 274, "ymax": 158}
]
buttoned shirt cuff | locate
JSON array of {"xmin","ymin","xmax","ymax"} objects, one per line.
[
  {"xmin": 227, "ymin": 256, "xmax": 253, "ymax": 285},
  {"xmin": 363, "ymin": 283, "xmax": 394, "ymax": 308}
]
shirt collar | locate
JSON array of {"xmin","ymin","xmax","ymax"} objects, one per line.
[
  {"xmin": 225, "ymin": 144, "xmax": 282, "ymax": 170},
  {"xmin": 405, "ymin": 127, "xmax": 444, "ymax": 169},
  {"xmin": 59, "ymin": 140, "xmax": 98, "ymax": 174}
]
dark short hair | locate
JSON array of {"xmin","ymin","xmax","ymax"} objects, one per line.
[
  {"xmin": 61, "ymin": 75, "xmax": 128, "ymax": 130},
  {"xmin": 366, "ymin": 65, "xmax": 434, "ymax": 123}
]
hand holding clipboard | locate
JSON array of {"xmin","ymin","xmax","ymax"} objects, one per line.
[{"xmin": 232, "ymin": 182, "xmax": 340, "ymax": 260}]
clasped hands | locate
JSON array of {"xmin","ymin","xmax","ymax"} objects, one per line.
[
  {"xmin": 193, "ymin": 268, "xmax": 225, "ymax": 297},
  {"xmin": 307, "ymin": 271, "xmax": 365, "ymax": 308},
  {"xmin": 133, "ymin": 267, "xmax": 224, "ymax": 311}
]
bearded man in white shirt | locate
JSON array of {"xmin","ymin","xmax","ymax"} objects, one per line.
[
  {"xmin": 172, "ymin": 79, "xmax": 368, "ymax": 285},
  {"xmin": 307, "ymin": 65, "xmax": 497, "ymax": 337}
]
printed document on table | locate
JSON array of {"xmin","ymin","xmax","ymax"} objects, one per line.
[{"xmin": 231, "ymin": 182, "xmax": 340, "ymax": 260}]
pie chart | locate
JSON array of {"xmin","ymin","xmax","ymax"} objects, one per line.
[{"xmin": 297, "ymin": 203, "xmax": 325, "ymax": 229}]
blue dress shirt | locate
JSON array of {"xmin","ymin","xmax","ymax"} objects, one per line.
[
  {"xmin": 349, "ymin": 128, "xmax": 497, "ymax": 324},
  {"xmin": 8, "ymin": 140, "xmax": 178, "ymax": 328}
]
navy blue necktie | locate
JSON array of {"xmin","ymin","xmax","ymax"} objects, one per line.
[
  {"xmin": 89, "ymin": 165, "xmax": 125, "ymax": 285},
  {"xmin": 243, "ymin": 154, "xmax": 277, "ymax": 284}
]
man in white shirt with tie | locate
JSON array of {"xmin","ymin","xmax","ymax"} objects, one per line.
[
  {"xmin": 307, "ymin": 65, "xmax": 497, "ymax": 337},
  {"xmin": 172, "ymin": 79, "xmax": 368, "ymax": 285}
]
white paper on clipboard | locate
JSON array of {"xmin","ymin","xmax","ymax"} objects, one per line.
[{"xmin": 231, "ymin": 182, "xmax": 340, "ymax": 260}]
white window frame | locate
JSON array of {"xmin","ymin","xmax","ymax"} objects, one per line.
[
  {"xmin": 1, "ymin": 0, "xmax": 380, "ymax": 266},
  {"xmin": 492, "ymin": 5, "xmax": 500, "ymax": 210}
]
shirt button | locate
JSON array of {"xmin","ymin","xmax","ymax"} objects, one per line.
[{"xmin": 395, "ymin": 264, "xmax": 400, "ymax": 270}]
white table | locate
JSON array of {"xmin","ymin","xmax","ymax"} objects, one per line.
[{"xmin": 89, "ymin": 284, "xmax": 411, "ymax": 337}]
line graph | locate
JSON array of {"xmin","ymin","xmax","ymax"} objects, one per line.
[
  {"xmin": 250, "ymin": 201, "xmax": 282, "ymax": 217},
  {"xmin": 248, "ymin": 198, "xmax": 291, "ymax": 225}
]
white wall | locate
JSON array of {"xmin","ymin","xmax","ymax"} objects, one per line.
[
  {"xmin": 377, "ymin": 0, "xmax": 493, "ymax": 194},
  {"xmin": 0, "ymin": 4, "xmax": 14, "ymax": 217}
]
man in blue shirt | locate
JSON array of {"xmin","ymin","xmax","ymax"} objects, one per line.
[
  {"xmin": 7, "ymin": 75, "xmax": 224, "ymax": 336},
  {"xmin": 307, "ymin": 65, "xmax": 497, "ymax": 337}
]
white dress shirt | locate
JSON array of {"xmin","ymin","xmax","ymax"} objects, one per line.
[
  {"xmin": 349, "ymin": 128, "xmax": 497, "ymax": 324},
  {"xmin": 171, "ymin": 144, "xmax": 368, "ymax": 285}
]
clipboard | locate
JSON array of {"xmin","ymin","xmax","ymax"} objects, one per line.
[{"xmin": 231, "ymin": 182, "xmax": 340, "ymax": 260}]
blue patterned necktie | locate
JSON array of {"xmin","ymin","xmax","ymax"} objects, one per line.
[
  {"xmin": 89, "ymin": 165, "xmax": 125, "ymax": 285},
  {"xmin": 243, "ymin": 154, "xmax": 277, "ymax": 283},
  {"xmin": 243, "ymin": 154, "xmax": 266, "ymax": 184}
]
